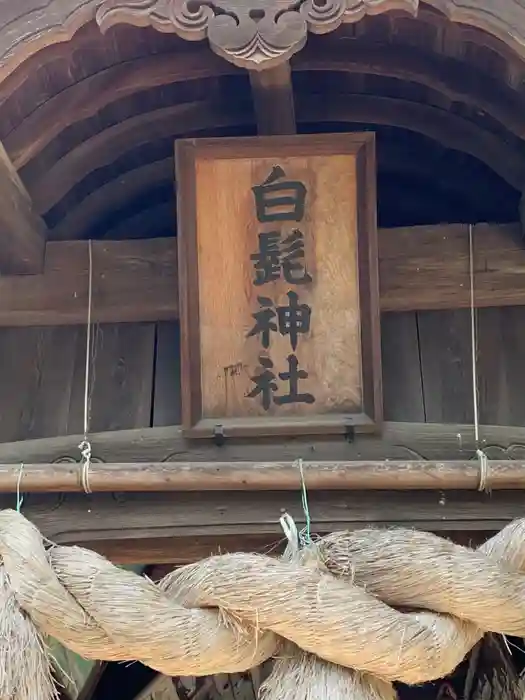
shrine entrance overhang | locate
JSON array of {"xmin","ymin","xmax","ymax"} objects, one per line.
[
  {"xmin": 0, "ymin": 0, "xmax": 522, "ymax": 258},
  {"xmin": 0, "ymin": 0, "xmax": 522, "ymax": 253},
  {"xmin": 3, "ymin": 10, "xmax": 525, "ymax": 700},
  {"xmin": 2, "ymin": 0, "xmax": 525, "ymax": 77},
  {"xmin": 0, "ymin": 0, "xmax": 524, "ymax": 558}
]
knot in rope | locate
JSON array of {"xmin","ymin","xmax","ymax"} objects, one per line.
[
  {"xmin": 1, "ymin": 510, "xmax": 525, "ymax": 700},
  {"xmin": 77, "ymin": 438, "xmax": 92, "ymax": 494}
]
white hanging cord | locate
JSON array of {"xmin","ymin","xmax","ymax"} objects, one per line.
[
  {"xmin": 279, "ymin": 456, "xmax": 314, "ymax": 564},
  {"xmin": 15, "ymin": 463, "xmax": 24, "ymax": 512},
  {"xmin": 280, "ymin": 512, "xmax": 300, "ymax": 562},
  {"xmin": 78, "ymin": 240, "xmax": 93, "ymax": 494},
  {"xmin": 468, "ymin": 224, "xmax": 489, "ymax": 491}
]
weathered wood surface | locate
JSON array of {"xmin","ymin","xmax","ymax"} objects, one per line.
[
  {"xmin": 249, "ymin": 63, "xmax": 296, "ymax": 135},
  {"xmin": 296, "ymin": 94, "xmax": 525, "ymax": 189},
  {"xmin": 0, "ymin": 224, "xmax": 525, "ymax": 327},
  {"xmin": 418, "ymin": 309, "xmax": 474, "ymax": 423},
  {"xmin": 5, "ymin": 489, "xmax": 523, "ymax": 563},
  {"xmin": 24, "ymin": 96, "xmax": 523, "ymax": 217},
  {"xmin": 3, "ymin": 459, "xmax": 525, "ymax": 492},
  {"xmin": 177, "ymin": 134, "xmax": 380, "ymax": 435},
  {"xmin": 7, "ymin": 53, "xmax": 237, "ymax": 173},
  {"xmin": 381, "ymin": 312, "xmax": 425, "ymax": 421},
  {"xmin": 0, "ymin": 312, "xmax": 524, "ymax": 444},
  {"xmin": 0, "ymin": 238, "xmax": 176, "ymax": 326},
  {"xmin": 0, "ymin": 10, "xmax": 521, "ymax": 251},
  {"xmin": 153, "ymin": 322, "xmax": 182, "ymax": 427},
  {"xmin": 52, "ymin": 139, "xmax": 505, "ymax": 242},
  {"xmin": 296, "ymin": 40, "xmax": 525, "ymax": 141},
  {"xmin": 70, "ymin": 322, "xmax": 156, "ymax": 433},
  {"xmin": 0, "ymin": 0, "xmax": 521, "ymax": 77},
  {"xmin": 379, "ymin": 223, "xmax": 525, "ymax": 311},
  {"xmin": 6, "ymin": 15, "xmax": 525, "ymax": 170},
  {"xmin": 0, "ymin": 142, "xmax": 46, "ymax": 274},
  {"xmin": 1, "ymin": 421, "xmax": 525, "ymax": 464},
  {"xmin": 0, "ymin": 322, "xmax": 157, "ymax": 442}
]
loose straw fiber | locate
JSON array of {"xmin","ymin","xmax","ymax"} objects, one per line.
[{"xmin": 2, "ymin": 511, "xmax": 525, "ymax": 700}]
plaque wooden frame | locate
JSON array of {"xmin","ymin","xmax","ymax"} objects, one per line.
[{"xmin": 176, "ymin": 133, "xmax": 382, "ymax": 438}]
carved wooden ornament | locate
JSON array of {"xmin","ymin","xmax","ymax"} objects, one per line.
[
  {"xmin": 96, "ymin": 0, "xmax": 418, "ymax": 69},
  {"xmin": 2, "ymin": 0, "xmax": 525, "ymax": 84}
]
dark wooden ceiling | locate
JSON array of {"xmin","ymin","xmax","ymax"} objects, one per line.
[{"xmin": 1, "ymin": 4, "xmax": 524, "ymax": 240}]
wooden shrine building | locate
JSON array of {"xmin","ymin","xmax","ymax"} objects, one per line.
[{"xmin": 3, "ymin": 0, "xmax": 525, "ymax": 698}]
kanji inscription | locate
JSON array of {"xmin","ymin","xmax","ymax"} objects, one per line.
[
  {"xmin": 247, "ymin": 166, "xmax": 314, "ymax": 410},
  {"xmin": 176, "ymin": 134, "xmax": 382, "ymax": 438}
]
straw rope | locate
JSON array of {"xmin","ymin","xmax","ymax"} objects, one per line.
[{"xmin": 2, "ymin": 510, "xmax": 525, "ymax": 700}]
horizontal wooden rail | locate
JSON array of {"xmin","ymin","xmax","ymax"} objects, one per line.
[
  {"xmin": 0, "ymin": 420, "xmax": 520, "ymax": 467},
  {"xmin": 0, "ymin": 237, "xmax": 178, "ymax": 326},
  {"xmin": 0, "ymin": 222, "xmax": 523, "ymax": 326},
  {"xmin": 2, "ymin": 459, "xmax": 525, "ymax": 492}
]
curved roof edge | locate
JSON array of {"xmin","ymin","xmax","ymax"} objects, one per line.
[{"xmin": 0, "ymin": 0, "xmax": 523, "ymax": 78}]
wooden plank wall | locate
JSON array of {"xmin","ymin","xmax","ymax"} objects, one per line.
[
  {"xmin": 382, "ymin": 308, "xmax": 525, "ymax": 426},
  {"xmin": 0, "ymin": 321, "xmax": 179, "ymax": 441},
  {"xmin": 0, "ymin": 308, "xmax": 523, "ymax": 443}
]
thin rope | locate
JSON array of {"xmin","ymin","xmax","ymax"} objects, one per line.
[
  {"xmin": 280, "ymin": 459, "xmax": 311, "ymax": 559},
  {"xmin": 296, "ymin": 458, "xmax": 311, "ymax": 545},
  {"xmin": 15, "ymin": 463, "xmax": 24, "ymax": 512},
  {"xmin": 78, "ymin": 240, "xmax": 93, "ymax": 494},
  {"xmin": 468, "ymin": 224, "xmax": 489, "ymax": 492},
  {"xmin": 280, "ymin": 512, "xmax": 300, "ymax": 562}
]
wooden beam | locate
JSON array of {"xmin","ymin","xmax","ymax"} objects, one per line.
[
  {"xmin": 0, "ymin": 420, "xmax": 523, "ymax": 466},
  {"xmin": 295, "ymin": 42, "xmax": 525, "ymax": 142},
  {"xmin": 2, "ymin": 459, "xmax": 525, "ymax": 492},
  {"xmin": 0, "ymin": 143, "xmax": 46, "ymax": 274},
  {"xmin": 249, "ymin": 63, "xmax": 296, "ymax": 135},
  {"xmin": 53, "ymin": 531, "xmax": 498, "ymax": 568},
  {"xmin": 28, "ymin": 99, "xmax": 253, "ymax": 215},
  {"xmin": 379, "ymin": 222, "xmax": 525, "ymax": 311},
  {"xmin": 78, "ymin": 665, "xmax": 106, "ymax": 700},
  {"xmin": 0, "ymin": 223, "xmax": 524, "ymax": 326},
  {"xmin": 3, "ymin": 489, "xmax": 521, "ymax": 564},
  {"xmin": 0, "ymin": 237, "xmax": 177, "ymax": 326},
  {"xmin": 10, "ymin": 39, "xmax": 524, "ymax": 174},
  {"xmin": 7, "ymin": 52, "xmax": 237, "ymax": 171},
  {"xmin": 51, "ymin": 143, "xmax": 500, "ymax": 242},
  {"xmin": 30, "ymin": 91, "xmax": 524, "ymax": 216}
]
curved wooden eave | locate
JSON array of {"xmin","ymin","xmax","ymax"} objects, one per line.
[
  {"xmin": 6, "ymin": 39, "xmax": 525, "ymax": 173},
  {"xmin": 1, "ymin": 0, "xmax": 525, "ymax": 78},
  {"xmin": 21, "ymin": 94, "xmax": 525, "ymax": 221},
  {"xmin": 3, "ymin": 53, "xmax": 240, "ymax": 170},
  {"xmin": 0, "ymin": 9, "xmax": 522, "ymax": 242},
  {"xmin": 51, "ymin": 141, "xmax": 502, "ymax": 241}
]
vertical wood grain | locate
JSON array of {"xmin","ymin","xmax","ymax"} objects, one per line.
[
  {"xmin": 0, "ymin": 322, "xmax": 157, "ymax": 443},
  {"xmin": 478, "ymin": 306, "xmax": 525, "ymax": 426},
  {"xmin": 153, "ymin": 321, "xmax": 182, "ymax": 426},
  {"xmin": 195, "ymin": 153, "xmax": 362, "ymax": 419},
  {"xmin": 176, "ymin": 134, "xmax": 381, "ymax": 435},
  {"xmin": 381, "ymin": 312, "xmax": 425, "ymax": 421},
  {"xmin": 418, "ymin": 309, "xmax": 474, "ymax": 423},
  {"xmin": 68, "ymin": 322, "xmax": 156, "ymax": 434},
  {"xmin": 0, "ymin": 326, "xmax": 78, "ymax": 441}
]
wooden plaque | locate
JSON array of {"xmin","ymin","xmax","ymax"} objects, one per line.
[{"xmin": 176, "ymin": 134, "xmax": 382, "ymax": 438}]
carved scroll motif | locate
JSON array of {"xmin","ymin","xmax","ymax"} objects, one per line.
[
  {"xmin": 36, "ymin": 442, "xmax": 525, "ymax": 463},
  {"xmin": 95, "ymin": 0, "xmax": 419, "ymax": 69}
]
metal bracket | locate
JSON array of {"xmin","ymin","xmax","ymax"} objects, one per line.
[
  {"xmin": 213, "ymin": 424, "xmax": 226, "ymax": 447},
  {"xmin": 344, "ymin": 424, "xmax": 355, "ymax": 444}
]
